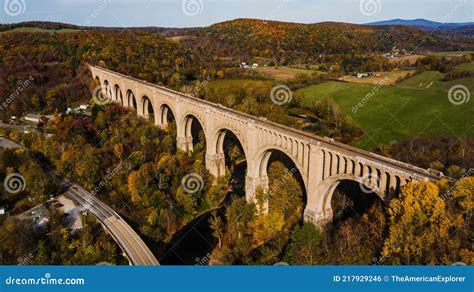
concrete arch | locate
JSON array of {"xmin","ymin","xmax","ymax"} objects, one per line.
[
  {"xmin": 316, "ymin": 173, "xmax": 385, "ymax": 224},
  {"xmin": 205, "ymin": 127, "xmax": 248, "ymax": 179},
  {"xmin": 126, "ymin": 89, "xmax": 137, "ymax": 110},
  {"xmin": 212, "ymin": 128, "xmax": 248, "ymax": 159},
  {"xmin": 94, "ymin": 76, "xmax": 101, "ymax": 93},
  {"xmin": 114, "ymin": 84, "xmax": 123, "ymax": 104},
  {"xmin": 255, "ymin": 146, "xmax": 305, "ymax": 184},
  {"xmin": 254, "ymin": 147, "xmax": 308, "ymax": 211},
  {"xmin": 141, "ymin": 95, "xmax": 154, "ymax": 120},
  {"xmin": 157, "ymin": 103, "xmax": 176, "ymax": 129},
  {"xmin": 179, "ymin": 113, "xmax": 207, "ymax": 152},
  {"xmin": 104, "ymin": 80, "xmax": 112, "ymax": 99}
]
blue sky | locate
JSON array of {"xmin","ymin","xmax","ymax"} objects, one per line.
[{"xmin": 0, "ymin": 0, "xmax": 472, "ymax": 27}]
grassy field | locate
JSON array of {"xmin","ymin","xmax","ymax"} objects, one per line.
[
  {"xmin": 388, "ymin": 54, "xmax": 425, "ymax": 65},
  {"xmin": 206, "ymin": 73, "xmax": 474, "ymax": 149},
  {"xmin": 1, "ymin": 27, "xmax": 79, "ymax": 34},
  {"xmin": 454, "ymin": 62, "xmax": 474, "ymax": 73},
  {"xmin": 207, "ymin": 79, "xmax": 273, "ymax": 88},
  {"xmin": 398, "ymin": 71, "xmax": 474, "ymax": 92},
  {"xmin": 341, "ymin": 70, "xmax": 415, "ymax": 85},
  {"xmin": 297, "ymin": 78, "xmax": 474, "ymax": 149},
  {"xmin": 428, "ymin": 51, "xmax": 474, "ymax": 57},
  {"xmin": 257, "ymin": 66, "xmax": 322, "ymax": 80}
]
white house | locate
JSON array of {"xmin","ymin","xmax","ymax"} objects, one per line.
[
  {"xmin": 24, "ymin": 114, "xmax": 44, "ymax": 124},
  {"xmin": 356, "ymin": 73, "xmax": 369, "ymax": 78}
]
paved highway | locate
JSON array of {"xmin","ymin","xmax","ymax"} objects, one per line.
[
  {"xmin": 53, "ymin": 172, "xmax": 159, "ymax": 266},
  {"xmin": 0, "ymin": 122, "xmax": 32, "ymax": 133},
  {"xmin": 0, "ymin": 136, "xmax": 159, "ymax": 266},
  {"xmin": 0, "ymin": 137, "xmax": 22, "ymax": 149}
]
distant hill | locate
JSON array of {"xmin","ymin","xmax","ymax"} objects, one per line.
[
  {"xmin": 0, "ymin": 21, "xmax": 81, "ymax": 32},
  {"xmin": 367, "ymin": 18, "xmax": 474, "ymax": 30},
  {"xmin": 176, "ymin": 18, "xmax": 472, "ymax": 63},
  {"xmin": 2, "ymin": 19, "xmax": 473, "ymax": 62}
]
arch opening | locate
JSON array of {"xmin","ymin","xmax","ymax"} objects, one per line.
[
  {"xmin": 141, "ymin": 96, "xmax": 155, "ymax": 123},
  {"xmin": 104, "ymin": 80, "xmax": 112, "ymax": 100},
  {"xmin": 326, "ymin": 179, "xmax": 384, "ymax": 227},
  {"xmin": 114, "ymin": 85, "xmax": 123, "ymax": 105},
  {"xmin": 127, "ymin": 90, "xmax": 137, "ymax": 110},
  {"xmin": 159, "ymin": 104, "xmax": 176, "ymax": 130},
  {"xmin": 258, "ymin": 149, "xmax": 307, "ymax": 222},
  {"xmin": 216, "ymin": 130, "xmax": 247, "ymax": 198},
  {"xmin": 184, "ymin": 115, "xmax": 206, "ymax": 153},
  {"xmin": 93, "ymin": 77, "xmax": 101, "ymax": 95},
  {"xmin": 311, "ymin": 179, "xmax": 388, "ymax": 266}
]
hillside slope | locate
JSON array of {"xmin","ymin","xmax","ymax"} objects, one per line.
[{"xmin": 174, "ymin": 18, "xmax": 473, "ymax": 63}]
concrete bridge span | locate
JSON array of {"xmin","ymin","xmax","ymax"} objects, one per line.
[{"xmin": 90, "ymin": 65, "xmax": 442, "ymax": 226}]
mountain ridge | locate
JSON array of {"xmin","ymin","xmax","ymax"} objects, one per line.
[
  {"xmin": 3, "ymin": 18, "xmax": 474, "ymax": 30},
  {"xmin": 367, "ymin": 18, "xmax": 474, "ymax": 29}
]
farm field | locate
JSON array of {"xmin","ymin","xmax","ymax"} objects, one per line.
[
  {"xmin": 206, "ymin": 79, "xmax": 273, "ymax": 89},
  {"xmin": 257, "ymin": 66, "xmax": 322, "ymax": 80},
  {"xmin": 297, "ymin": 79, "xmax": 474, "ymax": 149},
  {"xmin": 388, "ymin": 54, "xmax": 425, "ymax": 65},
  {"xmin": 454, "ymin": 62, "xmax": 474, "ymax": 73},
  {"xmin": 427, "ymin": 51, "xmax": 474, "ymax": 57},
  {"xmin": 398, "ymin": 70, "xmax": 474, "ymax": 92},
  {"xmin": 341, "ymin": 70, "xmax": 415, "ymax": 85}
]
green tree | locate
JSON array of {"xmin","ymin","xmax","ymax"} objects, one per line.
[{"xmin": 286, "ymin": 223, "xmax": 323, "ymax": 265}]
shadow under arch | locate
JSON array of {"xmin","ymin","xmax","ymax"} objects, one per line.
[
  {"xmin": 141, "ymin": 95, "xmax": 155, "ymax": 123},
  {"xmin": 214, "ymin": 128, "xmax": 247, "ymax": 197},
  {"xmin": 158, "ymin": 103, "xmax": 176, "ymax": 130},
  {"xmin": 126, "ymin": 89, "xmax": 137, "ymax": 110},
  {"xmin": 114, "ymin": 84, "xmax": 123, "ymax": 105},
  {"xmin": 256, "ymin": 148, "xmax": 307, "ymax": 219},
  {"xmin": 321, "ymin": 175, "xmax": 385, "ymax": 226},
  {"xmin": 104, "ymin": 80, "xmax": 112, "ymax": 99},
  {"xmin": 182, "ymin": 114, "xmax": 206, "ymax": 152}
]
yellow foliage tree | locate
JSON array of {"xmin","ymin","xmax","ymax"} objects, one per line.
[
  {"xmin": 250, "ymin": 212, "xmax": 285, "ymax": 247},
  {"xmin": 383, "ymin": 181, "xmax": 464, "ymax": 265}
]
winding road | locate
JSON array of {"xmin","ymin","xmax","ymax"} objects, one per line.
[
  {"xmin": 0, "ymin": 135, "xmax": 159, "ymax": 266},
  {"xmin": 53, "ymin": 171, "xmax": 159, "ymax": 266}
]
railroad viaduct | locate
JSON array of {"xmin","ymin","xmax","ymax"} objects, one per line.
[{"xmin": 90, "ymin": 65, "xmax": 442, "ymax": 226}]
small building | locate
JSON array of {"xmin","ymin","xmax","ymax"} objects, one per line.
[
  {"xmin": 24, "ymin": 114, "xmax": 47, "ymax": 124},
  {"xmin": 241, "ymin": 62, "xmax": 257, "ymax": 70},
  {"xmin": 357, "ymin": 73, "xmax": 369, "ymax": 78},
  {"xmin": 30, "ymin": 205, "xmax": 50, "ymax": 233}
]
